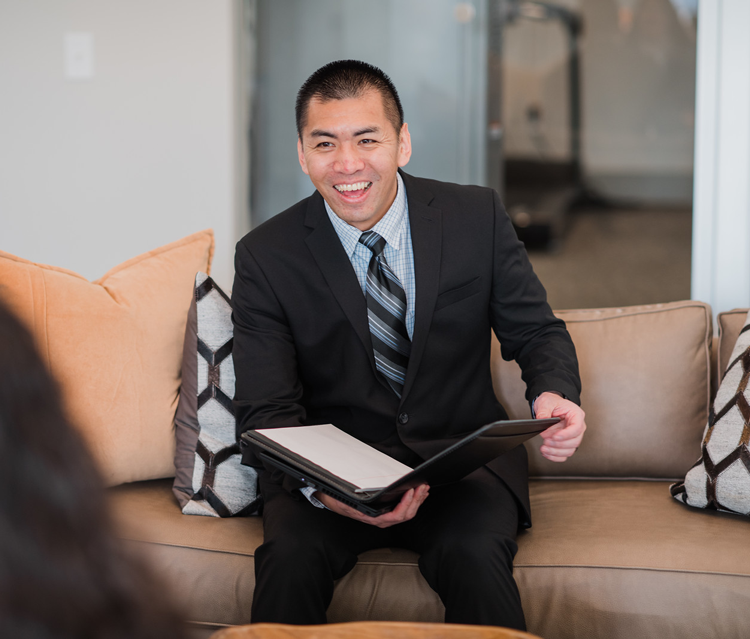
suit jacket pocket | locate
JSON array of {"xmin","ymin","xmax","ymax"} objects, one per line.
[{"xmin": 434, "ymin": 277, "xmax": 482, "ymax": 311}]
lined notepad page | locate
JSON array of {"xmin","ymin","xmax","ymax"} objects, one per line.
[{"xmin": 256, "ymin": 424, "xmax": 412, "ymax": 490}]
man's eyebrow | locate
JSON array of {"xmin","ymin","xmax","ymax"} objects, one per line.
[
  {"xmin": 307, "ymin": 126, "xmax": 380, "ymax": 138},
  {"xmin": 354, "ymin": 127, "xmax": 379, "ymax": 136}
]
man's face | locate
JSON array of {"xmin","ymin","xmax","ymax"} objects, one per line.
[{"xmin": 297, "ymin": 90, "xmax": 412, "ymax": 231}]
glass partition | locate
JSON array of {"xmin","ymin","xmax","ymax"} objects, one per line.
[
  {"xmin": 250, "ymin": 0, "xmax": 697, "ymax": 309},
  {"xmin": 252, "ymin": 0, "xmax": 489, "ymax": 226}
]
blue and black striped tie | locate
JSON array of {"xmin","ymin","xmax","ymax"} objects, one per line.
[{"xmin": 359, "ymin": 231, "xmax": 411, "ymax": 397}]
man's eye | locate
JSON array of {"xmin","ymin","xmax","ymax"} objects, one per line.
[
  {"xmin": 316, "ymin": 142, "xmax": 333, "ymax": 148},
  {"xmin": 360, "ymin": 139, "xmax": 375, "ymax": 145}
]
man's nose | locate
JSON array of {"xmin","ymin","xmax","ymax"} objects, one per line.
[{"xmin": 333, "ymin": 144, "xmax": 365, "ymax": 174}]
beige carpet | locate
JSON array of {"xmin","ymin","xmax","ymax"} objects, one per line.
[{"xmin": 527, "ymin": 207, "xmax": 692, "ymax": 311}]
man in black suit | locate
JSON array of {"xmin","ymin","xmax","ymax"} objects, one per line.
[{"xmin": 232, "ymin": 60, "xmax": 586, "ymax": 629}]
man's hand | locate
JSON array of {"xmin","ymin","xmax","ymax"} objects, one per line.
[
  {"xmin": 314, "ymin": 484, "xmax": 430, "ymax": 528},
  {"xmin": 534, "ymin": 391, "xmax": 586, "ymax": 462}
]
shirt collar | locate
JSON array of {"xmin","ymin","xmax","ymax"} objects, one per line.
[{"xmin": 324, "ymin": 173, "xmax": 408, "ymax": 258}]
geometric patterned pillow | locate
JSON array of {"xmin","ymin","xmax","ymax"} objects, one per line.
[
  {"xmin": 172, "ymin": 272, "xmax": 261, "ymax": 517},
  {"xmin": 671, "ymin": 309, "xmax": 750, "ymax": 516}
]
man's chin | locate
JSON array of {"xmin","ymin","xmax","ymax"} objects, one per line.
[
  {"xmin": 324, "ymin": 197, "xmax": 366, "ymax": 222},
  {"xmin": 331, "ymin": 208, "xmax": 382, "ymax": 231}
]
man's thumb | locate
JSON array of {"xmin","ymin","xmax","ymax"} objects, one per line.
[{"xmin": 534, "ymin": 398, "xmax": 550, "ymax": 419}]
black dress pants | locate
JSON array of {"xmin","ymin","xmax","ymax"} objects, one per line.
[{"xmin": 251, "ymin": 467, "xmax": 525, "ymax": 629}]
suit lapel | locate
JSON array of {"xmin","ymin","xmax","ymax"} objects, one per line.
[
  {"xmin": 303, "ymin": 193, "xmax": 377, "ymax": 373},
  {"xmin": 303, "ymin": 176, "xmax": 444, "ymax": 400},
  {"xmin": 401, "ymin": 173, "xmax": 442, "ymax": 401}
]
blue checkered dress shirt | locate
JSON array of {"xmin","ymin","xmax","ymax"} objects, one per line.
[
  {"xmin": 301, "ymin": 174, "xmax": 415, "ymax": 508},
  {"xmin": 324, "ymin": 173, "xmax": 415, "ymax": 339}
]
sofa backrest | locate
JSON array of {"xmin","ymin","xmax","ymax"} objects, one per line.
[
  {"xmin": 717, "ymin": 308, "xmax": 749, "ymax": 379},
  {"xmin": 491, "ymin": 301, "xmax": 713, "ymax": 480}
]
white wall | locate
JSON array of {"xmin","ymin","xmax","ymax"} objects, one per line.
[
  {"xmin": 691, "ymin": 0, "xmax": 750, "ymax": 314},
  {"xmin": 0, "ymin": 0, "xmax": 248, "ymax": 291}
]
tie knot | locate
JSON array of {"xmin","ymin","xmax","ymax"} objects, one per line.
[{"xmin": 359, "ymin": 231, "xmax": 387, "ymax": 257}]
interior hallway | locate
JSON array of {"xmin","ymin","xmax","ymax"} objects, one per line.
[{"xmin": 527, "ymin": 207, "xmax": 693, "ymax": 310}]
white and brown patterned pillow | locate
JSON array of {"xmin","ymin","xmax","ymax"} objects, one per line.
[
  {"xmin": 671, "ymin": 310, "xmax": 750, "ymax": 515},
  {"xmin": 173, "ymin": 272, "xmax": 261, "ymax": 517}
]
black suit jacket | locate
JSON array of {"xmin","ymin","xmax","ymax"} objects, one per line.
[{"xmin": 232, "ymin": 171, "xmax": 581, "ymax": 526}]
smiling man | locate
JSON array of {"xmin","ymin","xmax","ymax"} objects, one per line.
[{"xmin": 232, "ymin": 60, "xmax": 586, "ymax": 629}]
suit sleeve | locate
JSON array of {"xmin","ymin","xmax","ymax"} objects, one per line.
[
  {"xmin": 231, "ymin": 239, "xmax": 307, "ymax": 489},
  {"xmin": 488, "ymin": 190, "xmax": 582, "ymax": 405}
]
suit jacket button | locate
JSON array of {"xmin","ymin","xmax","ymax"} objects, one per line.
[{"xmin": 398, "ymin": 412, "xmax": 409, "ymax": 425}]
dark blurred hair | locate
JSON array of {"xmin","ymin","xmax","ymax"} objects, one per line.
[
  {"xmin": 0, "ymin": 301, "xmax": 186, "ymax": 639},
  {"xmin": 295, "ymin": 59, "xmax": 404, "ymax": 137}
]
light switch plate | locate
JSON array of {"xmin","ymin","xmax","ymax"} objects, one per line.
[{"xmin": 64, "ymin": 32, "xmax": 95, "ymax": 79}]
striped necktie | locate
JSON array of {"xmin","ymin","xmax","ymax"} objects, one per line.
[{"xmin": 359, "ymin": 230, "xmax": 411, "ymax": 397}]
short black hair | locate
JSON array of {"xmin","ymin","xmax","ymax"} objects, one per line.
[{"xmin": 295, "ymin": 60, "xmax": 404, "ymax": 138}]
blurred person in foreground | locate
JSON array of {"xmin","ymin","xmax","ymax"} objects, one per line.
[{"xmin": 0, "ymin": 299, "xmax": 186, "ymax": 639}]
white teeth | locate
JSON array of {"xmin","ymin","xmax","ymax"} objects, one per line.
[{"xmin": 334, "ymin": 181, "xmax": 371, "ymax": 193}]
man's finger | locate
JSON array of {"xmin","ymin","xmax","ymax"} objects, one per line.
[
  {"xmin": 550, "ymin": 419, "xmax": 586, "ymax": 441},
  {"xmin": 394, "ymin": 485, "xmax": 427, "ymax": 520},
  {"xmin": 388, "ymin": 488, "xmax": 415, "ymax": 518},
  {"xmin": 543, "ymin": 453, "xmax": 572, "ymax": 462},
  {"xmin": 540, "ymin": 422, "xmax": 565, "ymax": 439},
  {"xmin": 545, "ymin": 432, "xmax": 584, "ymax": 451},
  {"xmin": 407, "ymin": 485, "xmax": 429, "ymax": 517},
  {"xmin": 541, "ymin": 442, "xmax": 578, "ymax": 457},
  {"xmin": 535, "ymin": 406, "xmax": 551, "ymax": 420}
]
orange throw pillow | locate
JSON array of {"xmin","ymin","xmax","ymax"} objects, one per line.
[{"xmin": 0, "ymin": 230, "xmax": 214, "ymax": 485}]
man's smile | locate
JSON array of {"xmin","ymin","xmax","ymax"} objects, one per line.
[{"xmin": 334, "ymin": 181, "xmax": 373, "ymax": 193}]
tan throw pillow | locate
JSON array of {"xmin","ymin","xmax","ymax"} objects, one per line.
[
  {"xmin": 671, "ymin": 309, "xmax": 750, "ymax": 515},
  {"xmin": 0, "ymin": 230, "xmax": 214, "ymax": 486}
]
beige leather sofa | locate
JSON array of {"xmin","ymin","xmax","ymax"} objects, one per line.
[{"xmin": 109, "ymin": 301, "xmax": 750, "ymax": 639}]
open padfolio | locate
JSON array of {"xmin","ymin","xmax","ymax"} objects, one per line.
[{"xmin": 242, "ymin": 418, "xmax": 558, "ymax": 516}]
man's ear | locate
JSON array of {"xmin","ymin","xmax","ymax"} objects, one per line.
[
  {"xmin": 397, "ymin": 123, "xmax": 412, "ymax": 168},
  {"xmin": 297, "ymin": 137, "xmax": 310, "ymax": 175}
]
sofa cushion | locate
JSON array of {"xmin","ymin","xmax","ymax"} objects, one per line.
[
  {"xmin": 491, "ymin": 301, "xmax": 712, "ymax": 479},
  {"xmin": 109, "ymin": 478, "xmax": 750, "ymax": 639},
  {"xmin": 0, "ymin": 231, "xmax": 214, "ymax": 485},
  {"xmin": 109, "ymin": 480, "xmax": 442, "ymax": 634},
  {"xmin": 517, "ymin": 480, "xmax": 750, "ymax": 639},
  {"xmin": 110, "ymin": 479, "xmax": 259, "ymax": 637},
  {"xmin": 173, "ymin": 273, "xmax": 261, "ymax": 517},
  {"xmin": 671, "ymin": 309, "xmax": 750, "ymax": 515}
]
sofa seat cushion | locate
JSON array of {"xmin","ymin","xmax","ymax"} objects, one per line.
[
  {"xmin": 108, "ymin": 479, "xmax": 750, "ymax": 639},
  {"xmin": 517, "ymin": 479, "xmax": 750, "ymax": 639},
  {"xmin": 109, "ymin": 479, "xmax": 261, "ymax": 636},
  {"xmin": 107, "ymin": 480, "xmax": 443, "ymax": 635}
]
